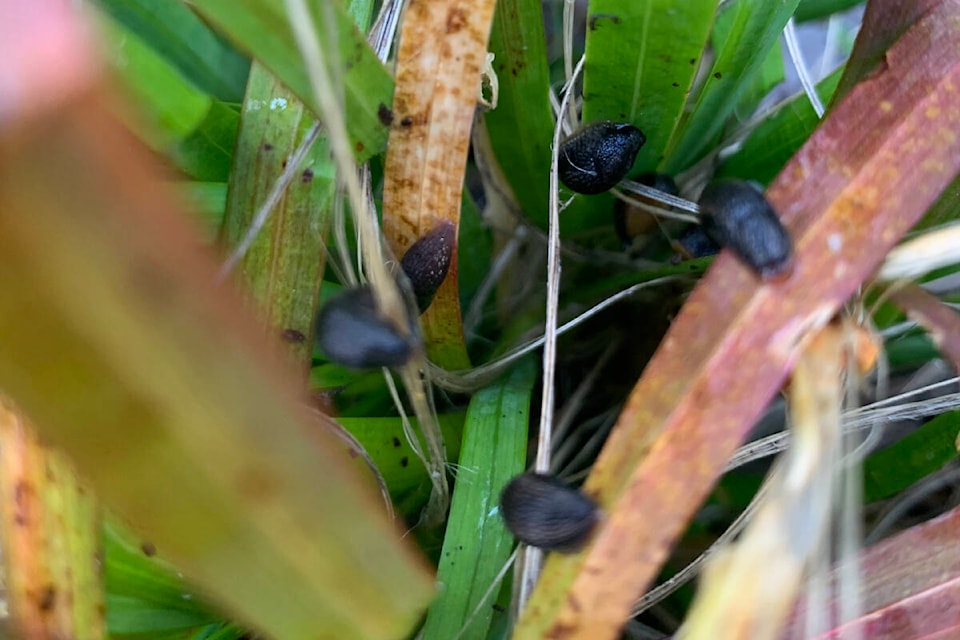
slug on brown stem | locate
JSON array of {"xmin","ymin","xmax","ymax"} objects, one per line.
[{"xmin": 399, "ymin": 220, "xmax": 455, "ymax": 313}]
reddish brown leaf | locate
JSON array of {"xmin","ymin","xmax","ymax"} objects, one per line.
[
  {"xmin": 788, "ymin": 505, "xmax": 960, "ymax": 639},
  {"xmin": 514, "ymin": 4, "xmax": 960, "ymax": 639},
  {"xmin": 889, "ymin": 284, "xmax": 960, "ymax": 373},
  {"xmin": 832, "ymin": 0, "xmax": 940, "ymax": 104}
]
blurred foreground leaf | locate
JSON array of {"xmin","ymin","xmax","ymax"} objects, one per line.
[
  {"xmin": 0, "ymin": 6, "xmax": 432, "ymax": 637},
  {"xmin": 787, "ymin": 504, "xmax": 960, "ymax": 638}
]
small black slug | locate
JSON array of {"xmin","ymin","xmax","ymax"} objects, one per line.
[
  {"xmin": 698, "ymin": 179, "xmax": 793, "ymax": 279},
  {"xmin": 614, "ymin": 173, "xmax": 680, "ymax": 246},
  {"xmin": 399, "ymin": 220, "xmax": 455, "ymax": 313},
  {"xmin": 558, "ymin": 121, "xmax": 646, "ymax": 195},
  {"xmin": 315, "ymin": 286, "xmax": 415, "ymax": 368},
  {"xmin": 675, "ymin": 224, "xmax": 720, "ymax": 260},
  {"xmin": 499, "ymin": 472, "xmax": 601, "ymax": 552}
]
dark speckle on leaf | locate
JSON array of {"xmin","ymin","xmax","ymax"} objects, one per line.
[
  {"xmin": 672, "ymin": 82, "xmax": 680, "ymax": 88},
  {"xmin": 38, "ymin": 585, "xmax": 56, "ymax": 612},
  {"xmin": 400, "ymin": 456, "xmax": 409, "ymax": 468},
  {"xmin": 588, "ymin": 13, "xmax": 621, "ymax": 30},
  {"xmin": 262, "ymin": 143, "xmax": 273, "ymax": 152},
  {"xmin": 141, "ymin": 541, "xmax": 157, "ymax": 557},
  {"xmin": 377, "ymin": 102, "xmax": 394, "ymax": 126},
  {"xmin": 400, "ymin": 116, "xmax": 413, "ymax": 127},
  {"xmin": 392, "ymin": 437, "xmax": 401, "ymax": 448},
  {"xmin": 714, "ymin": 72, "xmax": 723, "ymax": 79},
  {"xmin": 301, "ymin": 168, "xmax": 314, "ymax": 183}
]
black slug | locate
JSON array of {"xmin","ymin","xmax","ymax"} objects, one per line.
[
  {"xmin": 558, "ymin": 121, "xmax": 646, "ymax": 195},
  {"xmin": 315, "ymin": 286, "xmax": 415, "ymax": 368},
  {"xmin": 698, "ymin": 179, "xmax": 793, "ymax": 279},
  {"xmin": 499, "ymin": 472, "xmax": 601, "ymax": 552},
  {"xmin": 399, "ymin": 220, "xmax": 455, "ymax": 313},
  {"xmin": 675, "ymin": 224, "xmax": 720, "ymax": 260}
]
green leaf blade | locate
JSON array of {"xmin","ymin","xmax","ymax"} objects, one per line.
[
  {"xmin": 581, "ymin": 0, "xmax": 718, "ymax": 175},
  {"xmin": 717, "ymin": 68, "xmax": 842, "ymax": 184},
  {"xmin": 189, "ymin": 0, "xmax": 392, "ymax": 162},
  {"xmin": 420, "ymin": 361, "xmax": 537, "ymax": 640},
  {"xmin": 663, "ymin": 0, "xmax": 802, "ymax": 172},
  {"xmin": 93, "ymin": 0, "xmax": 251, "ymax": 102}
]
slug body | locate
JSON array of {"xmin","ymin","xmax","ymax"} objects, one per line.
[
  {"xmin": 315, "ymin": 286, "xmax": 415, "ymax": 368},
  {"xmin": 558, "ymin": 121, "xmax": 646, "ymax": 195},
  {"xmin": 698, "ymin": 179, "xmax": 793, "ymax": 279},
  {"xmin": 399, "ymin": 220, "xmax": 456, "ymax": 313},
  {"xmin": 676, "ymin": 225, "xmax": 720, "ymax": 260},
  {"xmin": 499, "ymin": 472, "xmax": 601, "ymax": 552}
]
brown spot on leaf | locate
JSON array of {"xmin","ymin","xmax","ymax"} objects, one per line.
[
  {"xmin": 281, "ymin": 328, "xmax": 306, "ymax": 343},
  {"xmin": 262, "ymin": 143, "xmax": 273, "ymax": 152},
  {"xmin": 14, "ymin": 480, "xmax": 30, "ymax": 526},
  {"xmin": 38, "ymin": 585, "xmax": 56, "ymax": 612},
  {"xmin": 446, "ymin": 6, "xmax": 468, "ymax": 33},
  {"xmin": 236, "ymin": 467, "xmax": 280, "ymax": 501},
  {"xmin": 400, "ymin": 116, "xmax": 414, "ymax": 127},
  {"xmin": 141, "ymin": 541, "xmax": 157, "ymax": 557},
  {"xmin": 588, "ymin": 14, "xmax": 621, "ymax": 30},
  {"xmin": 378, "ymin": 103, "xmax": 394, "ymax": 126}
]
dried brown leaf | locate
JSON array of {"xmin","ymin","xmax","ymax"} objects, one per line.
[{"xmin": 381, "ymin": 0, "xmax": 497, "ymax": 369}]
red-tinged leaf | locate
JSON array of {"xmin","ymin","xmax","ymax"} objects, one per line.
[
  {"xmin": 513, "ymin": 4, "xmax": 960, "ymax": 639},
  {"xmin": 788, "ymin": 505, "xmax": 960, "ymax": 639},
  {"xmin": 889, "ymin": 284, "xmax": 960, "ymax": 374},
  {"xmin": 831, "ymin": 0, "xmax": 940, "ymax": 104}
]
